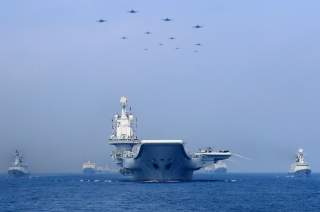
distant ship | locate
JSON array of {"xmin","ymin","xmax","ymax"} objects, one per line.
[
  {"xmin": 203, "ymin": 160, "xmax": 227, "ymax": 173},
  {"xmin": 289, "ymin": 149, "xmax": 311, "ymax": 176},
  {"xmin": 8, "ymin": 150, "xmax": 30, "ymax": 177},
  {"xmin": 82, "ymin": 161, "xmax": 97, "ymax": 174},
  {"xmin": 108, "ymin": 96, "xmax": 231, "ymax": 181}
]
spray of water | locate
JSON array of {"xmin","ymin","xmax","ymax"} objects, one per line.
[{"xmin": 232, "ymin": 153, "xmax": 252, "ymax": 161}]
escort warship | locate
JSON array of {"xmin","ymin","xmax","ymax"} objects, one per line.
[
  {"xmin": 108, "ymin": 97, "xmax": 231, "ymax": 181},
  {"xmin": 8, "ymin": 150, "xmax": 30, "ymax": 177},
  {"xmin": 289, "ymin": 148, "xmax": 311, "ymax": 176}
]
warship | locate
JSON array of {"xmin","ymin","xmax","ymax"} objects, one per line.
[
  {"xmin": 108, "ymin": 96, "xmax": 231, "ymax": 181},
  {"xmin": 289, "ymin": 148, "xmax": 311, "ymax": 176},
  {"xmin": 8, "ymin": 150, "xmax": 29, "ymax": 177}
]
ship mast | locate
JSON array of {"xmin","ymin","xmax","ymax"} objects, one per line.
[
  {"xmin": 14, "ymin": 150, "xmax": 21, "ymax": 166},
  {"xmin": 296, "ymin": 148, "xmax": 305, "ymax": 163}
]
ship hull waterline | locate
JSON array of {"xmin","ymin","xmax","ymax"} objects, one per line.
[
  {"xmin": 82, "ymin": 168, "xmax": 96, "ymax": 175},
  {"xmin": 292, "ymin": 169, "xmax": 311, "ymax": 177},
  {"xmin": 8, "ymin": 169, "xmax": 29, "ymax": 177}
]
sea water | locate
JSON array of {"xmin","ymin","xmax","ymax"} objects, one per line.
[{"xmin": 1, "ymin": 173, "xmax": 319, "ymax": 212}]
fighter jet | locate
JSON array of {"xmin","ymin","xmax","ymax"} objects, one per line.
[
  {"xmin": 128, "ymin": 9, "xmax": 138, "ymax": 14},
  {"xmin": 162, "ymin": 18, "xmax": 172, "ymax": 22},
  {"xmin": 195, "ymin": 43, "xmax": 202, "ymax": 46},
  {"xmin": 175, "ymin": 47, "xmax": 180, "ymax": 50},
  {"xmin": 159, "ymin": 43, "xmax": 164, "ymax": 46},
  {"xmin": 97, "ymin": 19, "xmax": 107, "ymax": 23},
  {"xmin": 145, "ymin": 31, "xmax": 152, "ymax": 35},
  {"xmin": 193, "ymin": 25, "xmax": 203, "ymax": 29},
  {"xmin": 121, "ymin": 36, "xmax": 127, "ymax": 40},
  {"xmin": 193, "ymin": 50, "xmax": 199, "ymax": 53},
  {"xmin": 169, "ymin": 37, "xmax": 175, "ymax": 40},
  {"xmin": 144, "ymin": 48, "xmax": 149, "ymax": 51}
]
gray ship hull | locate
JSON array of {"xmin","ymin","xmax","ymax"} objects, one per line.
[
  {"xmin": 8, "ymin": 169, "xmax": 29, "ymax": 177},
  {"xmin": 82, "ymin": 168, "xmax": 96, "ymax": 175},
  {"xmin": 293, "ymin": 169, "xmax": 311, "ymax": 176},
  {"xmin": 123, "ymin": 143, "xmax": 197, "ymax": 181}
]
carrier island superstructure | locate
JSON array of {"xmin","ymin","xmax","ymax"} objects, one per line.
[{"xmin": 109, "ymin": 96, "xmax": 231, "ymax": 181}]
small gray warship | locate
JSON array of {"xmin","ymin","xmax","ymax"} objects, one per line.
[
  {"xmin": 289, "ymin": 148, "xmax": 311, "ymax": 176},
  {"xmin": 8, "ymin": 150, "xmax": 30, "ymax": 177}
]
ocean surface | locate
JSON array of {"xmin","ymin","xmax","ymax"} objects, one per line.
[{"xmin": 1, "ymin": 173, "xmax": 319, "ymax": 212}]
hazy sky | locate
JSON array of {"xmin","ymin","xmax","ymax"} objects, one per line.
[{"xmin": 1, "ymin": 0, "xmax": 319, "ymax": 173}]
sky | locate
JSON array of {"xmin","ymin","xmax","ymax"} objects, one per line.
[{"xmin": 0, "ymin": 0, "xmax": 319, "ymax": 173}]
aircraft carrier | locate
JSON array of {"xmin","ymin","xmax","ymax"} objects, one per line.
[{"xmin": 108, "ymin": 97, "xmax": 231, "ymax": 181}]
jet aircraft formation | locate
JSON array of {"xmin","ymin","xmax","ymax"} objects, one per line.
[{"xmin": 96, "ymin": 9, "xmax": 203, "ymax": 53}]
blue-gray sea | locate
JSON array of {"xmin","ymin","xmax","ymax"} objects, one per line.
[{"xmin": 1, "ymin": 173, "xmax": 319, "ymax": 212}]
